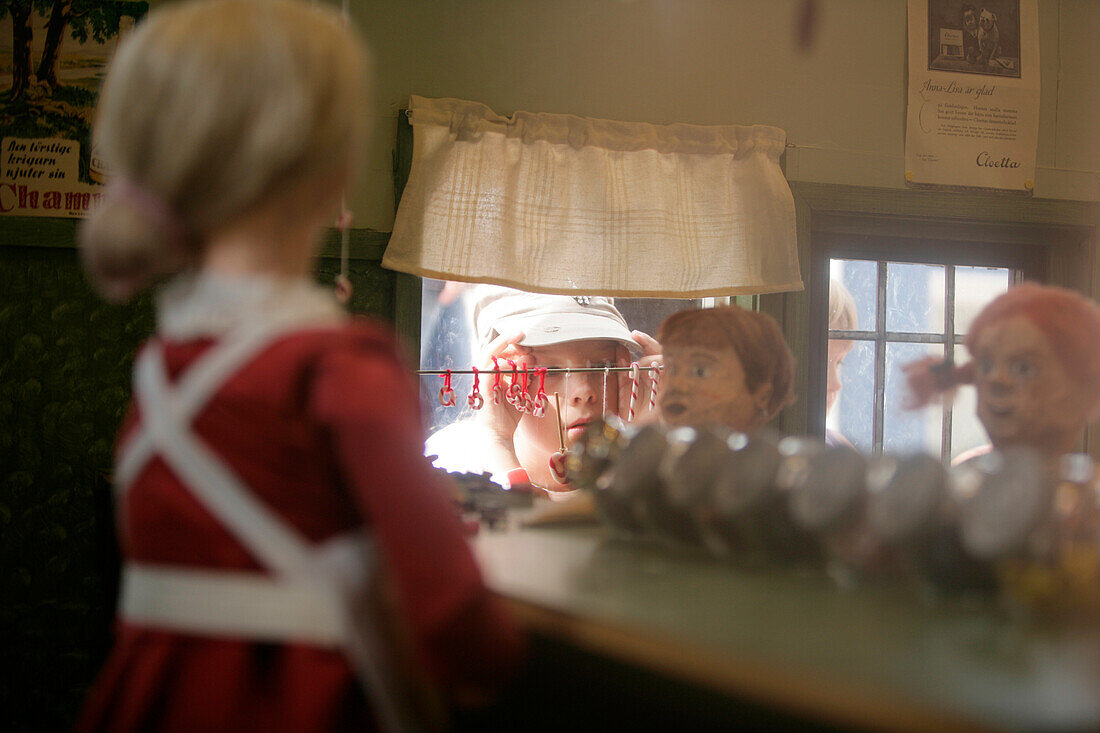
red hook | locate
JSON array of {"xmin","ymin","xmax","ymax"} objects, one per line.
[
  {"xmin": 519, "ymin": 361, "xmax": 532, "ymax": 408},
  {"xmin": 506, "ymin": 359, "xmax": 524, "ymax": 409},
  {"xmin": 490, "ymin": 357, "xmax": 504, "ymax": 405},
  {"xmin": 438, "ymin": 369, "xmax": 456, "ymax": 407},
  {"xmin": 468, "ymin": 366, "xmax": 484, "ymax": 410},
  {"xmin": 531, "ymin": 367, "xmax": 549, "ymax": 417}
]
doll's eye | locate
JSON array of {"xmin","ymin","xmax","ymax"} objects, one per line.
[{"xmin": 1010, "ymin": 360, "xmax": 1035, "ymax": 379}]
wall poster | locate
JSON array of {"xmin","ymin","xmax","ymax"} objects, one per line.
[
  {"xmin": 0, "ymin": 1, "xmax": 149, "ymax": 218},
  {"xmin": 905, "ymin": 0, "xmax": 1039, "ymax": 192}
]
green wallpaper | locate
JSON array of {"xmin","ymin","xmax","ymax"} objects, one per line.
[
  {"xmin": 0, "ymin": 245, "xmax": 150, "ymax": 731},
  {"xmin": 0, "ymin": 235, "xmax": 396, "ymax": 731}
]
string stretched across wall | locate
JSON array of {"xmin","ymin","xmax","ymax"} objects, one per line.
[{"xmin": 384, "ymin": 96, "xmax": 803, "ymax": 298}]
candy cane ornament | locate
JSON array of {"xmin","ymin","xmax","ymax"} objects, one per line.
[
  {"xmin": 601, "ymin": 367, "xmax": 610, "ymax": 419},
  {"xmin": 531, "ymin": 367, "xmax": 549, "ymax": 417},
  {"xmin": 627, "ymin": 362, "xmax": 640, "ymax": 422},
  {"xmin": 506, "ymin": 359, "xmax": 524, "ymax": 409},
  {"xmin": 438, "ymin": 369, "xmax": 456, "ymax": 407},
  {"xmin": 490, "ymin": 357, "xmax": 504, "ymax": 405},
  {"xmin": 549, "ymin": 392, "xmax": 569, "ymax": 484},
  {"xmin": 333, "ymin": 201, "xmax": 354, "ymax": 305},
  {"xmin": 467, "ymin": 366, "xmax": 484, "ymax": 410},
  {"xmin": 649, "ymin": 363, "xmax": 661, "ymax": 412},
  {"xmin": 518, "ymin": 362, "xmax": 532, "ymax": 413},
  {"xmin": 562, "ymin": 369, "xmax": 570, "ymax": 423}
]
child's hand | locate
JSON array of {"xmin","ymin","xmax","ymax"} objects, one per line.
[{"xmin": 474, "ymin": 331, "xmax": 528, "ymax": 477}]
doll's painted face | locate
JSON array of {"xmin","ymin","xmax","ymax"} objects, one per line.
[
  {"xmin": 659, "ymin": 341, "xmax": 771, "ymax": 431},
  {"xmin": 971, "ymin": 315, "xmax": 1088, "ymax": 455}
]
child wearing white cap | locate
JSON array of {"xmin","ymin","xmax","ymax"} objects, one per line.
[{"xmin": 426, "ymin": 286, "xmax": 661, "ymax": 498}]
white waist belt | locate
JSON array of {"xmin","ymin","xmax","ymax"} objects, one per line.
[{"xmin": 119, "ymin": 563, "xmax": 348, "ymax": 648}]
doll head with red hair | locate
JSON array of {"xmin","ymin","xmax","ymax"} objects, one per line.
[
  {"xmin": 657, "ymin": 306, "xmax": 795, "ymax": 432},
  {"xmin": 905, "ymin": 282, "xmax": 1100, "ymax": 459}
]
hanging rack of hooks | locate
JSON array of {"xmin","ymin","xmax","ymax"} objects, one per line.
[
  {"xmin": 418, "ymin": 364, "xmax": 662, "ymax": 425},
  {"xmin": 416, "ymin": 366, "xmax": 659, "ymax": 376}
]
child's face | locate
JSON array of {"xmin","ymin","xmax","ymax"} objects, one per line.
[
  {"xmin": 971, "ymin": 315, "xmax": 1086, "ymax": 455},
  {"xmin": 659, "ymin": 341, "xmax": 768, "ymax": 432},
  {"xmin": 826, "ymin": 339, "xmax": 854, "ymax": 414},
  {"xmin": 513, "ymin": 339, "xmax": 621, "ymax": 485}
]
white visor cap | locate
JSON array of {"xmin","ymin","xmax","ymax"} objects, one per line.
[{"xmin": 472, "ymin": 285, "xmax": 638, "ymax": 352}]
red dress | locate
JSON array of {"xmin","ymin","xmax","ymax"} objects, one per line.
[{"xmin": 75, "ymin": 276, "xmax": 523, "ymax": 732}]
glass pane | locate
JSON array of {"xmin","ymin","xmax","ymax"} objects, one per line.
[
  {"xmin": 887, "ymin": 262, "xmax": 945, "ymax": 334},
  {"xmin": 884, "ymin": 341, "xmax": 944, "ymax": 456},
  {"xmin": 827, "ymin": 339, "xmax": 875, "ymax": 454},
  {"xmin": 829, "ymin": 258, "xmax": 876, "ymax": 333},
  {"xmin": 421, "ymin": 279, "xmax": 478, "ymax": 433},
  {"xmin": 614, "ymin": 298, "xmax": 692, "ymax": 341},
  {"xmin": 954, "ymin": 266, "xmax": 1011, "ymax": 336},
  {"xmin": 419, "ymin": 278, "xmax": 701, "ymax": 435},
  {"xmin": 950, "ymin": 344, "xmax": 990, "ymax": 463}
]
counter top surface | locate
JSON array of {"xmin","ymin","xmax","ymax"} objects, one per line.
[{"xmin": 473, "ymin": 523, "xmax": 1100, "ymax": 732}]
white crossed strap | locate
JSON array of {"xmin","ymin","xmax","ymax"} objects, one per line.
[{"xmin": 116, "ymin": 327, "xmax": 413, "ymax": 733}]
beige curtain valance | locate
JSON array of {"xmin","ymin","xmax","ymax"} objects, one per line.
[{"xmin": 383, "ymin": 95, "xmax": 803, "ymax": 298}]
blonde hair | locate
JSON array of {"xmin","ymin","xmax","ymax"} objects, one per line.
[
  {"xmin": 80, "ymin": 0, "xmax": 369, "ymax": 301},
  {"xmin": 828, "ymin": 278, "xmax": 858, "ymax": 331}
]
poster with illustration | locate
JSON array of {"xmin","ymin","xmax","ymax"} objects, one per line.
[
  {"xmin": 905, "ymin": 0, "xmax": 1039, "ymax": 192},
  {"xmin": 0, "ymin": 1, "xmax": 148, "ymax": 218}
]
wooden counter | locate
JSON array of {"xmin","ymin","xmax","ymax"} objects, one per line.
[{"xmin": 473, "ymin": 524, "xmax": 1100, "ymax": 732}]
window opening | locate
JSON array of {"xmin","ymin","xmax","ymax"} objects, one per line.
[
  {"xmin": 827, "ymin": 258, "xmax": 1012, "ymax": 461},
  {"xmin": 419, "ymin": 278, "xmax": 708, "ymax": 435}
]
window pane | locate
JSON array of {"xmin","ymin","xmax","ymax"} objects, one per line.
[
  {"xmin": 829, "ymin": 258, "xmax": 876, "ymax": 333},
  {"xmin": 884, "ymin": 341, "xmax": 944, "ymax": 455},
  {"xmin": 828, "ymin": 339, "xmax": 875, "ymax": 454},
  {"xmin": 420, "ymin": 280, "xmax": 478, "ymax": 433},
  {"xmin": 614, "ymin": 298, "xmax": 693, "ymax": 340},
  {"xmin": 954, "ymin": 266, "xmax": 1011, "ymax": 336},
  {"xmin": 950, "ymin": 344, "xmax": 990, "ymax": 463},
  {"xmin": 887, "ymin": 262, "xmax": 944, "ymax": 334},
  {"xmin": 419, "ymin": 278, "xmax": 701, "ymax": 435}
]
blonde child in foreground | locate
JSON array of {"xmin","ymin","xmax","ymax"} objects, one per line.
[{"xmin": 75, "ymin": 2, "xmax": 522, "ymax": 730}]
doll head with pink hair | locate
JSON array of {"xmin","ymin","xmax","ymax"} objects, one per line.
[{"xmin": 905, "ymin": 282, "xmax": 1100, "ymax": 459}]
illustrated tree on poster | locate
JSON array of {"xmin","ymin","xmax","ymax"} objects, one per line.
[
  {"xmin": 4, "ymin": 0, "xmax": 148, "ymax": 99},
  {"xmin": 37, "ymin": 0, "xmax": 149, "ymax": 91},
  {"xmin": 4, "ymin": 0, "xmax": 35, "ymax": 100},
  {"xmin": 0, "ymin": 0, "xmax": 148, "ymax": 182}
]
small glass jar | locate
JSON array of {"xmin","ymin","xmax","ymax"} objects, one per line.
[
  {"xmin": 863, "ymin": 453, "xmax": 994, "ymax": 595},
  {"xmin": 957, "ymin": 448, "xmax": 1054, "ymax": 562},
  {"xmin": 565, "ymin": 419, "xmax": 624, "ymax": 494},
  {"xmin": 592, "ymin": 423, "xmax": 668, "ymax": 537},
  {"xmin": 784, "ymin": 442, "xmax": 888, "ymax": 583},
  {"xmin": 699, "ymin": 431, "xmax": 819, "ymax": 565},
  {"xmin": 648, "ymin": 425, "xmax": 732, "ymax": 548},
  {"xmin": 977, "ymin": 450, "xmax": 1100, "ymax": 620}
]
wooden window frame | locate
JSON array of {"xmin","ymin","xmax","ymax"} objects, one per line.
[
  {"xmin": 826, "ymin": 257, "xmax": 1021, "ymax": 459},
  {"xmin": 763, "ymin": 182, "xmax": 1100, "ymax": 458}
]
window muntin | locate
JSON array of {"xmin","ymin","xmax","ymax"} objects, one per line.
[{"xmin": 827, "ymin": 258, "xmax": 1012, "ymax": 461}]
